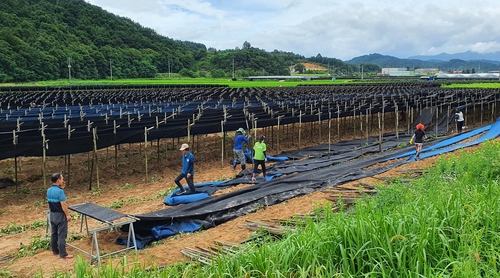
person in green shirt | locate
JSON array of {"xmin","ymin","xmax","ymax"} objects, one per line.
[{"xmin": 252, "ymin": 135, "xmax": 267, "ymax": 182}]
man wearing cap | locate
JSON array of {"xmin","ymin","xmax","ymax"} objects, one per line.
[
  {"xmin": 47, "ymin": 173, "xmax": 73, "ymax": 259},
  {"xmin": 174, "ymin": 143, "xmax": 196, "ymax": 195},
  {"xmin": 233, "ymin": 128, "xmax": 251, "ymax": 171}
]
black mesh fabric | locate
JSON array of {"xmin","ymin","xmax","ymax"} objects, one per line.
[{"xmin": 69, "ymin": 202, "xmax": 126, "ymax": 223}]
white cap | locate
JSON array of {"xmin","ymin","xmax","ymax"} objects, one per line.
[{"xmin": 179, "ymin": 143, "xmax": 189, "ymax": 150}]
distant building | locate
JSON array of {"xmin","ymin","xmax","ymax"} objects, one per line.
[
  {"xmin": 381, "ymin": 68, "xmax": 414, "ymax": 76},
  {"xmin": 415, "ymin": 68, "xmax": 439, "ymax": 75}
]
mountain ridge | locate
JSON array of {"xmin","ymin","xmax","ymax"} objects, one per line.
[
  {"xmin": 346, "ymin": 53, "xmax": 500, "ymax": 72},
  {"xmin": 407, "ymin": 51, "xmax": 500, "ymax": 63}
]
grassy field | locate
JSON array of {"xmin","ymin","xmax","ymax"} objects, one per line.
[
  {"xmin": 2, "ymin": 77, "xmax": 499, "ymax": 89},
  {"xmin": 442, "ymin": 82, "xmax": 500, "ymax": 89},
  {"xmin": 0, "ymin": 77, "xmax": 354, "ymax": 88}
]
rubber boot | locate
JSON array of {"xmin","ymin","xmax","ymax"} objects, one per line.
[{"xmin": 241, "ymin": 164, "xmax": 246, "ymax": 171}]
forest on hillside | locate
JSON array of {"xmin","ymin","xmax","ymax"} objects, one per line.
[{"xmin": 0, "ymin": 0, "xmax": 368, "ymax": 83}]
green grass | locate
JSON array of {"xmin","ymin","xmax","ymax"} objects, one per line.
[
  {"xmin": 0, "ymin": 77, "xmax": 355, "ymax": 88},
  {"xmin": 442, "ymin": 82, "xmax": 500, "ymax": 89}
]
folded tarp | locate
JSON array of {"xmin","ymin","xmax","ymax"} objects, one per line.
[
  {"xmin": 151, "ymin": 221, "xmax": 202, "ymax": 239},
  {"xmin": 163, "ymin": 181, "xmax": 223, "ymax": 206},
  {"xmin": 266, "ymin": 155, "xmax": 288, "ymax": 162}
]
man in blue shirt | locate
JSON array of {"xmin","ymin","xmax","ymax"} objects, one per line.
[
  {"xmin": 174, "ymin": 143, "xmax": 196, "ymax": 195},
  {"xmin": 233, "ymin": 128, "xmax": 251, "ymax": 171},
  {"xmin": 46, "ymin": 173, "xmax": 73, "ymax": 259}
]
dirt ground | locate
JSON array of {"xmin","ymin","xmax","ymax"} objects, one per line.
[
  {"xmin": 299, "ymin": 62, "xmax": 328, "ymax": 71},
  {"xmin": 0, "ymin": 127, "xmax": 484, "ymax": 277}
]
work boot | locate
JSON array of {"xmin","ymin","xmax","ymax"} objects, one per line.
[
  {"xmin": 174, "ymin": 188, "xmax": 187, "ymax": 196},
  {"xmin": 241, "ymin": 164, "xmax": 246, "ymax": 171}
]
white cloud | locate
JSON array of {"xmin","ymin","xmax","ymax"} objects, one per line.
[{"xmin": 85, "ymin": 0, "xmax": 500, "ymax": 60}]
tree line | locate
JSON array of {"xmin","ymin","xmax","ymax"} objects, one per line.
[{"xmin": 0, "ymin": 0, "xmax": 376, "ymax": 83}]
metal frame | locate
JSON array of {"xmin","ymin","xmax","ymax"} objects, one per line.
[{"xmin": 66, "ymin": 203, "xmax": 139, "ymax": 265}]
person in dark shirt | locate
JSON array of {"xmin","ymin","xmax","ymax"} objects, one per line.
[
  {"xmin": 46, "ymin": 173, "xmax": 72, "ymax": 259},
  {"xmin": 174, "ymin": 143, "xmax": 196, "ymax": 195},
  {"xmin": 454, "ymin": 108, "xmax": 464, "ymax": 134},
  {"xmin": 233, "ymin": 128, "xmax": 251, "ymax": 171},
  {"xmin": 410, "ymin": 123, "xmax": 426, "ymax": 160}
]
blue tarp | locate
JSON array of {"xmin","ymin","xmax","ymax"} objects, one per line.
[
  {"xmin": 163, "ymin": 181, "xmax": 224, "ymax": 206},
  {"xmin": 388, "ymin": 124, "xmax": 492, "ymax": 161},
  {"xmin": 131, "ymin": 117, "xmax": 500, "ymax": 249}
]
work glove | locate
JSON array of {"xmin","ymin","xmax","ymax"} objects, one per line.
[
  {"xmin": 265, "ymin": 158, "xmax": 268, "ymax": 162},
  {"xmin": 409, "ymin": 138, "xmax": 414, "ymax": 144}
]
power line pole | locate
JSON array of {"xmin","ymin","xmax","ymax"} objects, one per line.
[
  {"xmin": 168, "ymin": 60, "xmax": 171, "ymax": 79},
  {"xmin": 68, "ymin": 57, "xmax": 72, "ymax": 82}
]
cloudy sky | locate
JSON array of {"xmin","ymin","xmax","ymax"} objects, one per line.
[{"xmin": 85, "ymin": 0, "xmax": 500, "ymax": 60}]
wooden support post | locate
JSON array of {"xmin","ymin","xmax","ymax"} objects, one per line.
[
  {"xmin": 365, "ymin": 109, "xmax": 369, "ymax": 143},
  {"xmin": 221, "ymin": 121, "xmax": 224, "ymax": 168},
  {"xmin": 481, "ymin": 100, "xmax": 483, "ymax": 125},
  {"xmin": 13, "ymin": 130, "xmax": 18, "ymax": 192},
  {"xmin": 353, "ymin": 108, "xmax": 356, "ymax": 139},
  {"xmin": 378, "ymin": 112, "xmax": 382, "ymax": 153},
  {"xmin": 395, "ymin": 103, "xmax": 399, "ymax": 140},
  {"xmin": 115, "ymin": 145, "xmax": 118, "ymax": 176},
  {"xmin": 447, "ymin": 105, "xmax": 450, "ymax": 134},
  {"xmin": 337, "ymin": 104, "xmax": 340, "ymax": 141},
  {"xmin": 93, "ymin": 127, "xmax": 99, "ymax": 189},
  {"xmin": 317, "ymin": 109, "xmax": 322, "ymax": 143},
  {"xmin": 41, "ymin": 123, "xmax": 48, "ymax": 188},
  {"xmin": 157, "ymin": 139, "xmax": 160, "ymax": 171},
  {"xmin": 187, "ymin": 119, "xmax": 191, "ymax": 142},
  {"xmin": 299, "ymin": 111, "xmax": 302, "ymax": 148},
  {"xmin": 328, "ymin": 112, "xmax": 332, "ymax": 156}
]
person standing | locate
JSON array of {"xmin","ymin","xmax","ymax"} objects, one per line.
[
  {"xmin": 46, "ymin": 173, "xmax": 73, "ymax": 259},
  {"xmin": 252, "ymin": 135, "xmax": 267, "ymax": 182},
  {"xmin": 410, "ymin": 123, "xmax": 426, "ymax": 160},
  {"xmin": 174, "ymin": 143, "xmax": 196, "ymax": 195},
  {"xmin": 455, "ymin": 108, "xmax": 464, "ymax": 134},
  {"xmin": 233, "ymin": 127, "xmax": 251, "ymax": 171}
]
